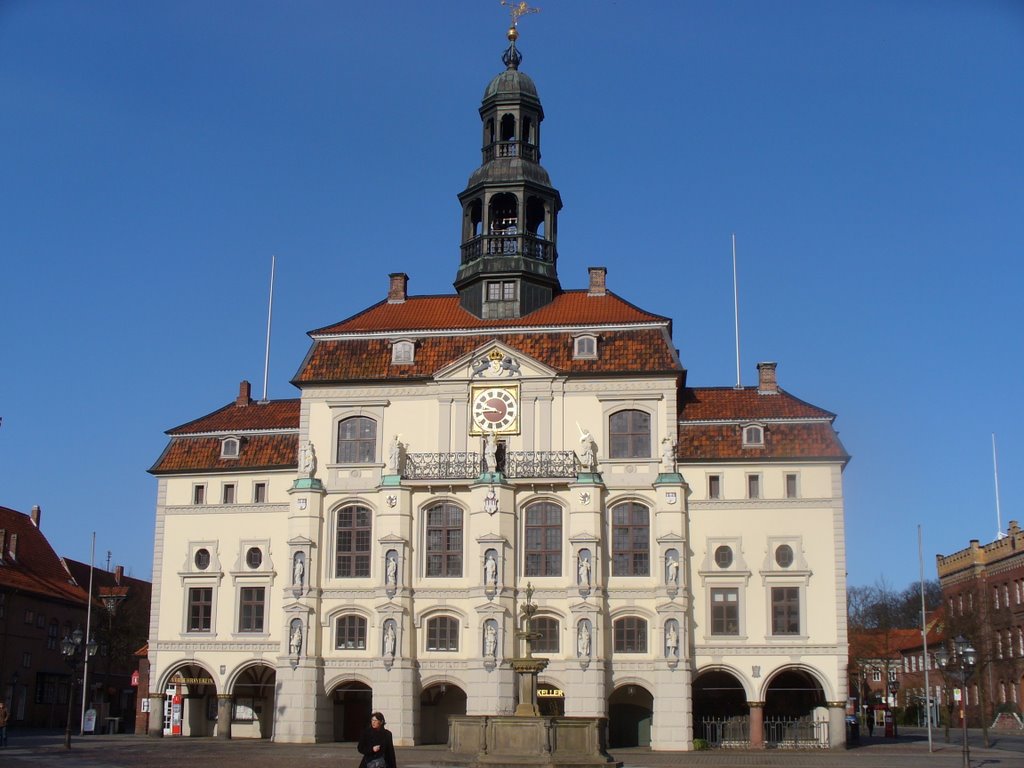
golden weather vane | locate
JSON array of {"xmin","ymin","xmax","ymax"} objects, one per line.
[{"xmin": 502, "ymin": 1, "xmax": 540, "ymax": 30}]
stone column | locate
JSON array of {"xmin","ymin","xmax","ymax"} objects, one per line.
[
  {"xmin": 827, "ymin": 701, "xmax": 847, "ymax": 748},
  {"xmin": 217, "ymin": 694, "xmax": 233, "ymax": 739},
  {"xmin": 748, "ymin": 702, "xmax": 764, "ymax": 749},
  {"xmin": 147, "ymin": 694, "xmax": 165, "ymax": 737}
]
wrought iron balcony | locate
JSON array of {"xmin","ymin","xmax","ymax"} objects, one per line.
[
  {"xmin": 403, "ymin": 451, "xmax": 578, "ymax": 481},
  {"xmin": 482, "ymin": 140, "xmax": 539, "ymax": 163},
  {"xmin": 460, "ymin": 233, "xmax": 554, "ymax": 265}
]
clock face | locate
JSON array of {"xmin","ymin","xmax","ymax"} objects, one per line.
[{"xmin": 471, "ymin": 386, "xmax": 520, "ymax": 433}]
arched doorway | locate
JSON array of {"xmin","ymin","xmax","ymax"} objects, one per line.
[
  {"xmin": 763, "ymin": 668, "xmax": 828, "ymax": 747},
  {"xmin": 608, "ymin": 684, "xmax": 653, "ymax": 748},
  {"xmin": 419, "ymin": 682, "xmax": 467, "ymax": 745},
  {"xmin": 229, "ymin": 663, "xmax": 276, "ymax": 739},
  {"xmin": 332, "ymin": 681, "xmax": 372, "ymax": 742},
  {"xmin": 162, "ymin": 663, "xmax": 217, "ymax": 736},
  {"xmin": 537, "ymin": 679, "xmax": 565, "ymax": 716},
  {"xmin": 692, "ymin": 669, "xmax": 749, "ymax": 745}
]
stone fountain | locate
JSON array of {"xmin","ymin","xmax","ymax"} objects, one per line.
[{"xmin": 442, "ymin": 584, "xmax": 619, "ymax": 768}]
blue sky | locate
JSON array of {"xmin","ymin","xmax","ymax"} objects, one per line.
[{"xmin": 1, "ymin": 1, "xmax": 1021, "ymax": 589}]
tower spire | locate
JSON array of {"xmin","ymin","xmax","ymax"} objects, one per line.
[{"xmin": 500, "ymin": 1, "xmax": 539, "ymax": 70}]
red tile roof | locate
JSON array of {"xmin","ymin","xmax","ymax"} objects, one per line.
[
  {"xmin": 0, "ymin": 506, "xmax": 89, "ymax": 605},
  {"xmin": 150, "ymin": 433, "xmax": 299, "ymax": 475},
  {"xmin": 677, "ymin": 387, "xmax": 848, "ymax": 461},
  {"xmin": 679, "ymin": 387, "xmax": 835, "ymax": 421},
  {"xmin": 295, "ymin": 329, "xmax": 680, "ymax": 384},
  {"xmin": 310, "ymin": 291, "xmax": 668, "ymax": 335},
  {"xmin": 168, "ymin": 399, "xmax": 300, "ymax": 435}
]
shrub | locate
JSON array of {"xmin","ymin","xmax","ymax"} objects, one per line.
[{"xmin": 692, "ymin": 738, "xmax": 709, "ymax": 751}]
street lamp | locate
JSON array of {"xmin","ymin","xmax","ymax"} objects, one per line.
[
  {"xmin": 936, "ymin": 634, "xmax": 977, "ymax": 768},
  {"xmin": 888, "ymin": 678, "xmax": 901, "ymax": 737},
  {"xmin": 61, "ymin": 627, "xmax": 98, "ymax": 750}
]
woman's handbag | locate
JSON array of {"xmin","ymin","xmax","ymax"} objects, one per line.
[{"xmin": 367, "ymin": 755, "xmax": 387, "ymax": 768}]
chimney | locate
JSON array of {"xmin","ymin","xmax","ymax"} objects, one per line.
[
  {"xmin": 388, "ymin": 273, "xmax": 409, "ymax": 303},
  {"xmin": 757, "ymin": 362, "xmax": 779, "ymax": 394},
  {"xmin": 115, "ymin": 565, "xmax": 124, "ymax": 585},
  {"xmin": 30, "ymin": 504, "xmax": 41, "ymax": 528},
  {"xmin": 236, "ymin": 380, "xmax": 252, "ymax": 406},
  {"xmin": 0, "ymin": 529, "xmax": 5, "ymax": 558},
  {"xmin": 9, "ymin": 532, "xmax": 17, "ymax": 560},
  {"xmin": 587, "ymin": 266, "xmax": 607, "ymax": 297}
]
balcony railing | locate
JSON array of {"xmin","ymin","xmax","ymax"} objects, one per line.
[
  {"xmin": 483, "ymin": 140, "xmax": 539, "ymax": 163},
  {"xmin": 403, "ymin": 451, "xmax": 578, "ymax": 480},
  {"xmin": 460, "ymin": 233, "xmax": 555, "ymax": 265}
]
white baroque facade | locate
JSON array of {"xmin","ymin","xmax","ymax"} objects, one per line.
[{"xmin": 147, "ymin": 33, "xmax": 849, "ymax": 750}]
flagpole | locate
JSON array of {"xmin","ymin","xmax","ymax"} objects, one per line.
[
  {"xmin": 79, "ymin": 532, "xmax": 96, "ymax": 734},
  {"xmin": 262, "ymin": 255, "xmax": 276, "ymax": 403},
  {"xmin": 732, "ymin": 233, "xmax": 741, "ymax": 388},
  {"xmin": 919, "ymin": 525, "xmax": 933, "ymax": 751}
]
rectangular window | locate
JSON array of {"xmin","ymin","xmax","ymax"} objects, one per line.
[
  {"xmin": 524, "ymin": 503, "xmax": 561, "ymax": 577},
  {"xmin": 747, "ymin": 474, "xmax": 761, "ymax": 499},
  {"xmin": 188, "ymin": 587, "xmax": 213, "ymax": 632},
  {"xmin": 253, "ymin": 482, "xmax": 267, "ymax": 503},
  {"xmin": 710, "ymin": 588, "xmax": 739, "ymax": 635},
  {"xmin": 222, "ymin": 484, "xmax": 236, "ymax": 504},
  {"xmin": 238, "ymin": 587, "xmax": 265, "ymax": 633},
  {"xmin": 335, "ymin": 615, "xmax": 368, "ymax": 650},
  {"xmin": 335, "ymin": 506, "xmax": 372, "ymax": 578},
  {"xmin": 708, "ymin": 474, "xmax": 721, "ymax": 499},
  {"xmin": 785, "ymin": 473, "xmax": 798, "ymax": 499},
  {"xmin": 22, "ymin": 651, "xmax": 31, "ymax": 668},
  {"xmin": 533, "ymin": 618, "xmax": 559, "ymax": 653},
  {"xmin": 193, "ymin": 485, "xmax": 206, "ymax": 505},
  {"xmin": 486, "ymin": 280, "xmax": 516, "ymax": 301},
  {"xmin": 427, "ymin": 617, "xmax": 459, "ymax": 651},
  {"xmin": 425, "ymin": 504, "xmax": 463, "ymax": 577},
  {"xmin": 771, "ymin": 586, "xmax": 800, "ymax": 635},
  {"xmin": 24, "ymin": 609, "xmax": 34, "ymax": 624},
  {"xmin": 611, "ymin": 503, "xmax": 650, "ymax": 576},
  {"xmin": 613, "ymin": 617, "xmax": 648, "ymax": 653},
  {"xmin": 872, "ymin": 670, "xmax": 881, "ymax": 682}
]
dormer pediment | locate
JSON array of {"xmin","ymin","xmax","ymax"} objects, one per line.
[{"xmin": 434, "ymin": 340, "xmax": 557, "ymax": 382}]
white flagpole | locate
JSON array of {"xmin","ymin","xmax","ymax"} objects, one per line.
[
  {"xmin": 993, "ymin": 433, "xmax": 1003, "ymax": 538},
  {"xmin": 919, "ymin": 525, "xmax": 933, "ymax": 751},
  {"xmin": 732, "ymin": 234, "xmax": 741, "ymax": 388},
  {"xmin": 79, "ymin": 532, "xmax": 96, "ymax": 734},
  {"xmin": 261, "ymin": 255, "xmax": 276, "ymax": 403}
]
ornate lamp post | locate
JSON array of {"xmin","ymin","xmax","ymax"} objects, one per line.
[
  {"xmin": 936, "ymin": 635, "xmax": 976, "ymax": 768},
  {"xmin": 888, "ymin": 678, "xmax": 901, "ymax": 737},
  {"xmin": 61, "ymin": 627, "xmax": 98, "ymax": 749}
]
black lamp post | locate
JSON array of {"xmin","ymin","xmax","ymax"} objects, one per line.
[
  {"xmin": 936, "ymin": 634, "xmax": 976, "ymax": 768},
  {"xmin": 61, "ymin": 627, "xmax": 98, "ymax": 750},
  {"xmin": 888, "ymin": 678, "xmax": 901, "ymax": 737}
]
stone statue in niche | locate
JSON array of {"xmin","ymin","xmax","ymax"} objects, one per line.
[
  {"xmin": 292, "ymin": 553, "xmax": 305, "ymax": 588},
  {"xmin": 484, "ymin": 433, "xmax": 498, "ymax": 474},
  {"xmin": 578, "ymin": 553, "xmax": 591, "ymax": 586},
  {"xmin": 484, "ymin": 552, "xmax": 498, "ymax": 586},
  {"xmin": 298, "ymin": 440, "xmax": 316, "ymax": 477},
  {"xmin": 383, "ymin": 622, "xmax": 396, "ymax": 657},
  {"xmin": 666, "ymin": 555, "xmax": 678, "ymax": 585},
  {"xmin": 661, "ymin": 435, "xmax": 677, "ymax": 473},
  {"xmin": 289, "ymin": 621, "xmax": 303, "ymax": 656},
  {"xmin": 666, "ymin": 623, "xmax": 678, "ymax": 655},
  {"xmin": 484, "ymin": 623, "xmax": 497, "ymax": 657},
  {"xmin": 577, "ymin": 622, "xmax": 591, "ymax": 657},
  {"xmin": 386, "ymin": 434, "xmax": 403, "ymax": 474},
  {"xmin": 386, "ymin": 555, "xmax": 398, "ymax": 586}
]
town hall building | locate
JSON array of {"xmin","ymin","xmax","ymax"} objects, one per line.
[{"xmin": 147, "ymin": 26, "xmax": 851, "ymax": 750}]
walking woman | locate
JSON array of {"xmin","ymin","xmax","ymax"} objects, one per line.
[{"xmin": 358, "ymin": 712, "xmax": 396, "ymax": 768}]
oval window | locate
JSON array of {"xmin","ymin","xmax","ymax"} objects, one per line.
[
  {"xmin": 246, "ymin": 547, "xmax": 263, "ymax": 569},
  {"xmin": 775, "ymin": 544, "xmax": 794, "ymax": 568},
  {"xmin": 194, "ymin": 548, "xmax": 211, "ymax": 570},
  {"xmin": 714, "ymin": 545, "xmax": 733, "ymax": 569}
]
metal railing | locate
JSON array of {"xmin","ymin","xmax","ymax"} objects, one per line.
[
  {"xmin": 482, "ymin": 140, "xmax": 539, "ymax": 163},
  {"xmin": 698, "ymin": 716, "xmax": 749, "ymax": 748},
  {"xmin": 460, "ymin": 233, "xmax": 555, "ymax": 264},
  {"xmin": 403, "ymin": 451, "xmax": 578, "ymax": 481},
  {"xmin": 764, "ymin": 717, "xmax": 829, "ymax": 749}
]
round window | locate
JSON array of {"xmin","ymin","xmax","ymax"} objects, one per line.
[
  {"xmin": 246, "ymin": 547, "xmax": 263, "ymax": 569},
  {"xmin": 714, "ymin": 545, "xmax": 733, "ymax": 569},
  {"xmin": 775, "ymin": 544, "xmax": 794, "ymax": 568},
  {"xmin": 194, "ymin": 548, "xmax": 211, "ymax": 570}
]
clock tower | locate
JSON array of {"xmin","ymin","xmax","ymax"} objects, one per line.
[{"xmin": 454, "ymin": 27, "xmax": 563, "ymax": 319}]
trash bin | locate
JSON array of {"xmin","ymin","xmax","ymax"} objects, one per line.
[{"xmin": 846, "ymin": 715, "xmax": 859, "ymax": 743}]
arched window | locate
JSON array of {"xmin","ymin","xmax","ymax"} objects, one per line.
[
  {"xmin": 489, "ymin": 192, "xmax": 518, "ymax": 234},
  {"xmin": 336, "ymin": 614, "xmax": 367, "ymax": 650},
  {"xmin": 612, "ymin": 502, "xmax": 650, "ymax": 576},
  {"xmin": 500, "ymin": 113, "xmax": 516, "ymax": 141},
  {"xmin": 336, "ymin": 505, "xmax": 371, "ymax": 577},
  {"xmin": 337, "ymin": 416, "xmax": 376, "ymax": 463},
  {"xmin": 425, "ymin": 502, "xmax": 463, "ymax": 577},
  {"xmin": 743, "ymin": 424, "xmax": 764, "ymax": 447},
  {"xmin": 533, "ymin": 617, "xmax": 559, "ymax": 653},
  {"xmin": 524, "ymin": 502, "xmax": 561, "ymax": 577},
  {"xmin": 426, "ymin": 616, "xmax": 459, "ymax": 651},
  {"xmin": 609, "ymin": 410, "xmax": 651, "ymax": 458},
  {"xmin": 613, "ymin": 617, "xmax": 648, "ymax": 653}
]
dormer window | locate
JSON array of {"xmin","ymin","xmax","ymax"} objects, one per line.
[
  {"xmin": 573, "ymin": 334, "xmax": 598, "ymax": 360},
  {"xmin": 742, "ymin": 424, "xmax": 764, "ymax": 447},
  {"xmin": 391, "ymin": 340, "xmax": 415, "ymax": 365},
  {"xmin": 221, "ymin": 437, "xmax": 240, "ymax": 459}
]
